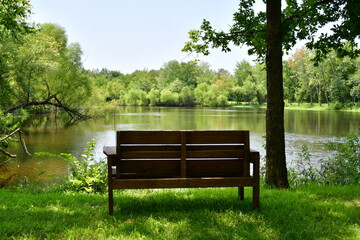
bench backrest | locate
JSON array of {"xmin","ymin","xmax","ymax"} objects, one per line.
[{"xmin": 113, "ymin": 130, "xmax": 250, "ymax": 178}]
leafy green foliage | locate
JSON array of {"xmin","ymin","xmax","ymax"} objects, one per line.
[
  {"xmin": 183, "ymin": 0, "xmax": 360, "ymax": 63},
  {"xmin": 289, "ymin": 133, "xmax": 360, "ymax": 187},
  {"xmin": 88, "ymin": 54, "xmax": 359, "ymax": 109},
  {"xmin": 320, "ymin": 133, "xmax": 360, "ymax": 185},
  {"xmin": 0, "ymin": 0, "xmax": 33, "ymax": 41},
  {"xmin": 1, "ymin": 22, "xmax": 91, "ymax": 120},
  {"xmin": 62, "ymin": 139, "xmax": 107, "ymax": 193},
  {"xmin": 286, "ymin": 48, "xmax": 358, "ymax": 105},
  {"xmin": 37, "ymin": 139, "xmax": 107, "ymax": 193}
]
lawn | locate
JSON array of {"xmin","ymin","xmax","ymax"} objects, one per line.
[{"xmin": 0, "ymin": 185, "xmax": 359, "ymax": 239}]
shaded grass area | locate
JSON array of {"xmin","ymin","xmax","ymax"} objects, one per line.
[{"xmin": 0, "ymin": 186, "xmax": 359, "ymax": 239}]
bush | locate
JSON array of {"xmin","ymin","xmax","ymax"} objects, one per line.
[
  {"xmin": 180, "ymin": 86, "xmax": 195, "ymax": 106},
  {"xmin": 289, "ymin": 133, "xmax": 360, "ymax": 187},
  {"xmin": 331, "ymin": 101, "xmax": 344, "ymax": 110},
  {"xmin": 288, "ymin": 145, "xmax": 319, "ymax": 187},
  {"xmin": 124, "ymin": 89, "xmax": 149, "ymax": 106},
  {"xmin": 148, "ymin": 89, "xmax": 160, "ymax": 106},
  {"xmin": 160, "ymin": 88, "xmax": 179, "ymax": 106},
  {"xmin": 37, "ymin": 139, "xmax": 107, "ymax": 193},
  {"xmin": 320, "ymin": 133, "xmax": 360, "ymax": 185}
]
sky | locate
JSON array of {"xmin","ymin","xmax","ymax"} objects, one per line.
[{"xmin": 29, "ymin": 0, "xmax": 265, "ymax": 74}]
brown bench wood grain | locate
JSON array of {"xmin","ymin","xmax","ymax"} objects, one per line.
[{"xmin": 103, "ymin": 130, "xmax": 260, "ymax": 215}]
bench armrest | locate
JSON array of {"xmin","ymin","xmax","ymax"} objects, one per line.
[{"xmin": 103, "ymin": 146, "xmax": 116, "ymax": 157}]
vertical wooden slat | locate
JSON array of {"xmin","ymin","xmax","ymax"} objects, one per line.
[
  {"xmin": 243, "ymin": 131, "xmax": 250, "ymax": 177},
  {"xmin": 181, "ymin": 131, "xmax": 187, "ymax": 178}
]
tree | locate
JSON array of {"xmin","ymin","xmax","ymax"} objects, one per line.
[
  {"xmin": 4, "ymin": 24, "xmax": 91, "ymax": 121},
  {"xmin": 183, "ymin": 0, "xmax": 360, "ymax": 188},
  {"xmin": 0, "ymin": 0, "xmax": 33, "ymax": 161}
]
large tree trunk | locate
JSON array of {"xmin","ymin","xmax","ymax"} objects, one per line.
[{"xmin": 265, "ymin": 0, "xmax": 289, "ymax": 188}]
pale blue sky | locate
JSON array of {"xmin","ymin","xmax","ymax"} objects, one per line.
[{"xmin": 29, "ymin": 0, "xmax": 262, "ymax": 74}]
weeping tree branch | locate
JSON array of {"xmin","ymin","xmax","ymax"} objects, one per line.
[
  {"xmin": 4, "ymin": 95, "xmax": 90, "ymax": 121},
  {"xmin": 1, "ymin": 94, "xmax": 90, "ymax": 159}
]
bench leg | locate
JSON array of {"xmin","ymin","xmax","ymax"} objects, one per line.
[
  {"xmin": 252, "ymin": 185, "xmax": 260, "ymax": 210},
  {"xmin": 109, "ymin": 188, "xmax": 114, "ymax": 215},
  {"xmin": 238, "ymin": 187, "xmax": 244, "ymax": 200}
]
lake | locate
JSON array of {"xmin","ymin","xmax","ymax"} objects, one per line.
[{"xmin": 2, "ymin": 106, "xmax": 359, "ymax": 183}]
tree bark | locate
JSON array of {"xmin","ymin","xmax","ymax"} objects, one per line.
[{"xmin": 265, "ymin": 0, "xmax": 289, "ymax": 188}]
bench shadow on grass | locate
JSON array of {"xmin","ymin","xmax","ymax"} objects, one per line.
[
  {"xmin": 112, "ymin": 187, "xmax": 359, "ymax": 240},
  {"xmin": 113, "ymin": 188, "xmax": 264, "ymax": 239},
  {"xmin": 2, "ymin": 187, "xmax": 358, "ymax": 239}
]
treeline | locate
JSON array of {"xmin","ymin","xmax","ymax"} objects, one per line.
[
  {"xmin": 284, "ymin": 48, "xmax": 360, "ymax": 108},
  {"xmin": 90, "ymin": 48, "xmax": 360, "ymax": 108},
  {"xmin": 1, "ymin": 22, "xmax": 360, "ymax": 115},
  {"xmin": 90, "ymin": 61, "xmax": 266, "ymax": 107}
]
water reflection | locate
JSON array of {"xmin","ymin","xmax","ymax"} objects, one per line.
[{"xmin": 2, "ymin": 106, "xmax": 359, "ymax": 183}]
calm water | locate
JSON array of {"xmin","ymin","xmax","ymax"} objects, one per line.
[{"xmin": 2, "ymin": 106, "xmax": 359, "ymax": 182}]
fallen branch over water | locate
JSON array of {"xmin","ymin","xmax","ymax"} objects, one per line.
[{"xmin": 0, "ymin": 128, "xmax": 31, "ymax": 159}]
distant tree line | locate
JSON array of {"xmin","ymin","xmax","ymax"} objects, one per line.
[
  {"xmin": 90, "ymin": 48, "xmax": 360, "ymax": 109},
  {"xmin": 90, "ymin": 60, "xmax": 267, "ymax": 108},
  {"xmin": 1, "ymin": 21, "xmax": 359, "ymax": 117}
]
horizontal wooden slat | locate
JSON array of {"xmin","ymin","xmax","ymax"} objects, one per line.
[
  {"xmin": 185, "ymin": 130, "xmax": 249, "ymax": 144},
  {"xmin": 120, "ymin": 160, "xmax": 180, "ymax": 178},
  {"xmin": 117, "ymin": 131, "xmax": 181, "ymax": 144},
  {"xmin": 187, "ymin": 150, "xmax": 244, "ymax": 158},
  {"xmin": 111, "ymin": 177, "xmax": 257, "ymax": 189},
  {"xmin": 120, "ymin": 145, "xmax": 181, "ymax": 151},
  {"xmin": 187, "ymin": 159, "xmax": 243, "ymax": 177},
  {"xmin": 119, "ymin": 145, "xmax": 181, "ymax": 159},
  {"xmin": 121, "ymin": 151, "xmax": 181, "ymax": 159},
  {"xmin": 187, "ymin": 144, "xmax": 244, "ymax": 158}
]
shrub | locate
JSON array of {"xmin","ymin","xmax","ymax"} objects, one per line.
[
  {"xmin": 148, "ymin": 89, "xmax": 161, "ymax": 106},
  {"xmin": 319, "ymin": 133, "xmax": 360, "ymax": 185},
  {"xmin": 125, "ymin": 89, "xmax": 149, "ymax": 106},
  {"xmin": 180, "ymin": 86, "xmax": 195, "ymax": 106},
  {"xmin": 331, "ymin": 101, "xmax": 344, "ymax": 110},
  {"xmin": 289, "ymin": 133, "xmax": 360, "ymax": 187},
  {"xmin": 160, "ymin": 88, "xmax": 179, "ymax": 106},
  {"xmin": 37, "ymin": 139, "xmax": 107, "ymax": 193},
  {"xmin": 288, "ymin": 145, "xmax": 319, "ymax": 187}
]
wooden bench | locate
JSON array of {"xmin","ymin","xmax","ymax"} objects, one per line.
[{"xmin": 103, "ymin": 130, "xmax": 260, "ymax": 215}]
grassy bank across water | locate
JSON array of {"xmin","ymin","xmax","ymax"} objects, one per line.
[
  {"xmin": 230, "ymin": 102, "xmax": 360, "ymax": 111},
  {"xmin": 1, "ymin": 185, "xmax": 359, "ymax": 239}
]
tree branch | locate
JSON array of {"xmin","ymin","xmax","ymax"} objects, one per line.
[
  {"xmin": 0, "ymin": 128, "xmax": 20, "ymax": 142},
  {"xmin": 18, "ymin": 130, "xmax": 31, "ymax": 156},
  {"xmin": 0, "ymin": 147, "xmax": 17, "ymax": 158},
  {"xmin": 4, "ymin": 95, "xmax": 90, "ymax": 120}
]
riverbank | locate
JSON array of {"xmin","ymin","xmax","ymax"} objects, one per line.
[
  {"xmin": 1, "ymin": 185, "xmax": 359, "ymax": 239},
  {"xmin": 229, "ymin": 102, "xmax": 360, "ymax": 111}
]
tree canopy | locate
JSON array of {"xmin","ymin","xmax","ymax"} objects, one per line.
[{"xmin": 183, "ymin": 0, "xmax": 360, "ymax": 188}]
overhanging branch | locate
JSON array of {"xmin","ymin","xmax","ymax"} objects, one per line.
[{"xmin": 4, "ymin": 95, "xmax": 90, "ymax": 120}]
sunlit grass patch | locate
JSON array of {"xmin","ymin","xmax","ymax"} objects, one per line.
[{"xmin": 0, "ymin": 185, "xmax": 359, "ymax": 239}]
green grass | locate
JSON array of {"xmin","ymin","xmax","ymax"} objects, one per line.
[{"xmin": 0, "ymin": 185, "xmax": 359, "ymax": 240}]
